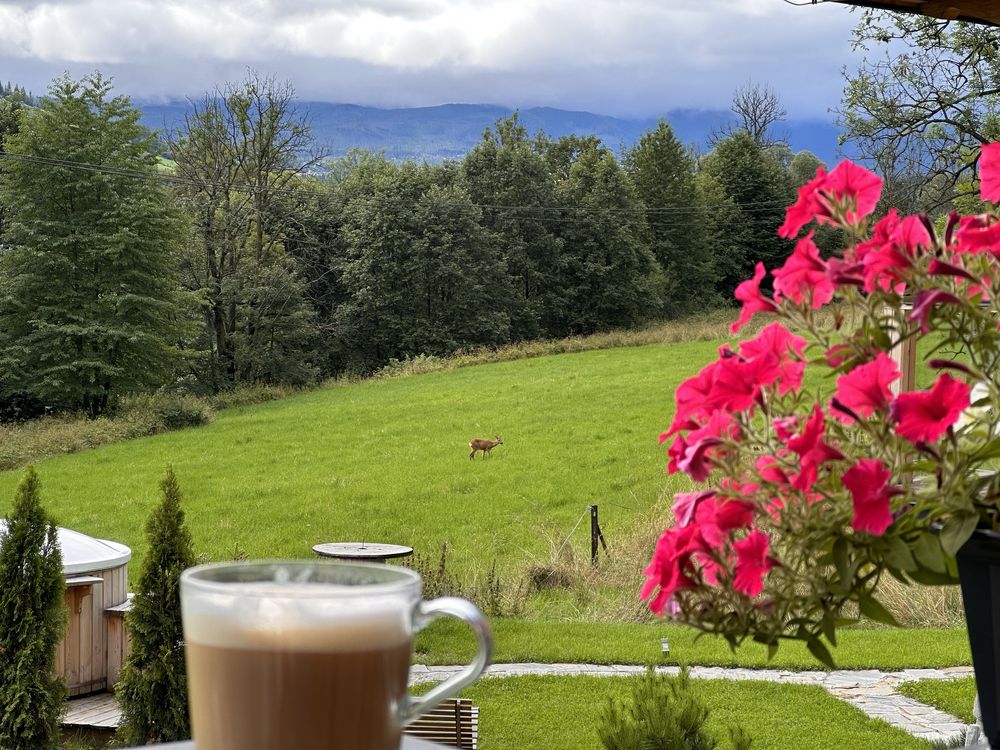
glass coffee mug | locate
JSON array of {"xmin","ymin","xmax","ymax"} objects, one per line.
[{"xmin": 180, "ymin": 560, "xmax": 493, "ymax": 750}]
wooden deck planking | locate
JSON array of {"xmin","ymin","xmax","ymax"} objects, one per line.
[{"xmin": 63, "ymin": 693, "xmax": 122, "ymax": 728}]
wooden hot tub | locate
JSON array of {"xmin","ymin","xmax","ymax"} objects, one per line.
[{"xmin": 1, "ymin": 521, "xmax": 132, "ymax": 696}]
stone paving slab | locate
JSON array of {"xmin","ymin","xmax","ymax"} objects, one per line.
[{"xmin": 410, "ymin": 662, "xmax": 975, "ymax": 744}]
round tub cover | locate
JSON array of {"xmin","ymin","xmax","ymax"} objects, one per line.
[{"xmin": 0, "ymin": 519, "xmax": 131, "ymax": 575}]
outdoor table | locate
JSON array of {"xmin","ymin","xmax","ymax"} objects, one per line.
[
  {"xmin": 312, "ymin": 541, "xmax": 414, "ymax": 564},
  {"xmin": 147, "ymin": 738, "xmax": 446, "ymax": 749}
]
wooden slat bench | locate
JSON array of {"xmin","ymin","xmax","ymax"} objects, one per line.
[{"xmin": 403, "ymin": 698, "xmax": 478, "ymax": 749}]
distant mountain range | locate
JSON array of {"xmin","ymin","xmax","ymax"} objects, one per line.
[{"xmin": 137, "ymin": 101, "xmax": 847, "ymax": 168}]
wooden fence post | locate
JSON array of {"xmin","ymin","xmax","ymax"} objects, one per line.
[{"xmin": 589, "ymin": 504, "xmax": 608, "ymax": 564}]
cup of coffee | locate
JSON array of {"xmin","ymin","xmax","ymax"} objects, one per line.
[{"xmin": 180, "ymin": 560, "xmax": 493, "ymax": 750}]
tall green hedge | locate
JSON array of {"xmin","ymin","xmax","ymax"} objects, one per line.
[{"xmin": 0, "ymin": 467, "xmax": 67, "ymax": 750}]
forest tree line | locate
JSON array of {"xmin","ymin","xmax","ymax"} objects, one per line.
[{"xmin": 0, "ymin": 72, "xmax": 821, "ymax": 417}]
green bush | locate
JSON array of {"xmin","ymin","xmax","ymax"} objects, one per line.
[
  {"xmin": 0, "ymin": 468, "xmax": 67, "ymax": 750},
  {"xmin": 597, "ymin": 668, "xmax": 752, "ymax": 750},
  {"xmin": 115, "ymin": 467, "xmax": 196, "ymax": 744},
  {"xmin": 206, "ymin": 383, "xmax": 294, "ymax": 411},
  {"xmin": 117, "ymin": 392, "xmax": 214, "ymax": 430}
]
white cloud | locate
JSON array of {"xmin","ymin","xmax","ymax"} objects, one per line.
[{"xmin": 0, "ymin": 0, "xmax": 863, "ymax": 116}]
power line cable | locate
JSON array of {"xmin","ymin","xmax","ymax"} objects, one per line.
[{"xmin": 0, "ymin": 150, "xmax": 794, "ymax": 220}]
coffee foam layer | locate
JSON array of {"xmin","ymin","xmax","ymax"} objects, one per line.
[{"xmin": 183, "ymin": 586, "xmax": 412, "ymax": 651}]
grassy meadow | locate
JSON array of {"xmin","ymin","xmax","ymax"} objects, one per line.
[
  {"xmin": 416, "ymin": 675, "xmax": 931, "ymax": 750},
  {"xmin": 1, "ymin": 320, "xmax": 975, "ymax": 680},
  {"xmin": 0, "ymin": 340, "xmax": 712, "ymax": 587},
  {"xmin": 898, "ymin": 677, "xmax": 976, "ymax": 724}
]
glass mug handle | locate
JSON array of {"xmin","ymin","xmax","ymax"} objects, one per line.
[{"xmin": 403, "ymin": 596, "xmax": 493, "ymax": 723}]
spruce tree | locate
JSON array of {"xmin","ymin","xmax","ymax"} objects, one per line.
[
  {"xmin": 115, "ymin": 467, "xmax": 196, "ymax": 745},
  {"xmin": 625, "ymin": 120, "xmax": 718, "ymax": 316},
  {"xmin": 700, "ymin": 131, "xmax": 793, "ymax": 297},
  {"xmin": 0, "ymin": 467, "xmax": 67, "ymax": 750},
  {"xmin": 0, "ymin": 72, "xmax": 185, "ymax": 415}
]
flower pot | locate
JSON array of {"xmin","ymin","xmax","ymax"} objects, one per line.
[{"xmin": 957, "ymin": 527, "xmax": 1000, "ymax": 748}]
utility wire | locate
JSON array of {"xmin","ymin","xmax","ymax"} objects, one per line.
[{"xmin": 0, "ymin": 151, "xmax": 794, "ymax": 221}]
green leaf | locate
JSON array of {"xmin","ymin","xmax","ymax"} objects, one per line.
[
  {"xmin": 832, "ymin": 538, "xmax": 851, "ymax": 588},
  {"xmin": 806, "ymin": 638, "xmax": 835, "ymax": 669},
  {"xmin": 883, "ymin": 536, "xmax": 917, "ymax": 572},
  {"xmin": 858, "ymin": 596, "xmax": 900, "ymax": 627},
  {"xmin": 907, "ymin": 566, "xmax": 960, "ymax": 585},
  {"xmin": 939, "ymin": 515, "xmax": 979, "ymax": 557},
  {"xmin": 913, "ymin": 533, "xmax": 946, "ymax": 573},
  {"xmin": 767, "ymin": 642, "xmax": 778, "ymax": 661},
  {"xmin": 821, "ymin": 612, "xmax": 838, "ymax": 647},
  {"xmin": 974, "ymin": 438, "xmax": 1000, "ymax": 461}
]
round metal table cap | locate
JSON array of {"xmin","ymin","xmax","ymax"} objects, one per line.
[{"xmin": 312, "ymin": 542, "xmax": 414, "ymax": 559}]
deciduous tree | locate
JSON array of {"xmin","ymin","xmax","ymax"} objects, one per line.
[
  {"xmin": 462, "ymin": 114, "xmax": 565, "ymax": 338},
  {"xmin": 711, "ymin": 81, "xmax": 788, "ymax": 150},
  {"xmin": 334, "ymin": 158, "xmax": 511, "ymax": 371},
  {"xmin": 546, "ymin": 137, "xmax": 656, "ymax": 333},
  {"xmin": 171, "ymin": 71, "xmax": 322, "ymax": 390},
  {"xmin": 840, "ymin": 11, "xmax": 1000, "ymax": 210}
]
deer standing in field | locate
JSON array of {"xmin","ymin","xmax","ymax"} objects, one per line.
[{"xmin": 469, "ymin": 435, "xmax": 503, "ymax": 460}]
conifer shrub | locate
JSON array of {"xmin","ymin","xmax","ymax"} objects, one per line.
[
  {"xmin": 0, "ymin": 467, "xmax": 67, "ymax": 750},
  {"xmin": 597, "ymin": 668, "xmax": 752, "ymax": 750},
  {"xmin": 115, "ymin": 467, "xmax": 196, "ymax": 745}
]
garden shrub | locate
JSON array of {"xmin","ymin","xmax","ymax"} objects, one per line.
[
  {"xmin": 117, "ymin": 392, "xmax": 214, "ymax": 430},
  {"xmin": 0, "ymin": 467, "xmax": 67, "ymax": 750},
  {"xmin": 115, "ymin": 467, "xmax": 196, "ymax": 744},
  {"xmin": 597, "ymin": 668, "xmax": 752, "ymax": 750},
  {"xmin": 206, "ymin": 383, "xmax": 294, "ymax": 411}
]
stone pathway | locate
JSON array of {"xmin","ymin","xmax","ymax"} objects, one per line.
[{"xmin": 411, "ymin": 663, "xmax": 975, "ymax": 745}]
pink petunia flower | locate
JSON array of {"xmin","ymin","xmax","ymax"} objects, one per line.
[
  {"xmin": 642, "ymin": 525, "xmax": 703, "ymax": 615},
  {"xmin": 842, "ymin": 458, "xmax": 896, "ymax": 536},
  {"xmin": 859, "ymin": 214, "xmax": 931, "ymax": 294},
  {"xmin": 787, "ymin": 406, "xmax": 845, "ymax": 490},
  {"xmin": 675, "ymin": 411, "xmax": 736, "ymax": 481},
  {"xmin": 832, "ymin": 352, "xmax": 900, "ymax": 423},
  {"xmin": 731, "ymin": 262, "xmax": 778, "ymax": 333},
  {"xmin": 779, "ymin": 167, "xmax": 830, "ymax": 239},
  {"xmin": 738, "ymin": 322, "xmax": 808, "ymax": 395},
  {"xmin": 891, "ymin": 374, "xmax": 972, "ymax": 443},
  {"xmin": 694, "ymin": 497, "xmax": 756, "ymax": 549},
  {"xmin": 823, "ymin": 160, "xmax": 884, "ymax": 225},
  {"xmin": 708, "ymin": 348, "xmax": 761, "ymax": 414},
  {"xmin": 980, "ymin": 143, "xmax": 1000, "ymax": 203},
  {"xmin": 773, "ymin": 416, "xmax": 799, "ymax": 442},
  {"xmin": 733, "ymin": 530, "xmax": 776, "ymax": 597},
  {"xmin": 672, "ymin": 489, "xmax": 717, "ymax": 527},
  {"xmin": 777, "ymin": 161, "xmax": 882, "ymax": 238},
  {"xmin": 954, "ymin": 214, "xmax": 1000, "ymax": 256},
  {"xmin": 909, "ymin": 290, "xmax": 962, "ymax": 334},
  {"xmin": 928, "ymin": 258, "xmax": 978, "ymax": 283},
  {"xmin": 756, "ymin": 454, "xmax": 790, "ymax": 485},
  {"xmin": 773, "ymin": 232, "xmax": 835, "ymax": 308},
  {"xmin": 665, "ymin": 360, "xmax": 719, "ymax": 436}
]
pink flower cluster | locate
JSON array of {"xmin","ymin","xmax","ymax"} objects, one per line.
[{"xmin": 641, "ymin": 146, "xmax": 1000, "ymax": 617}]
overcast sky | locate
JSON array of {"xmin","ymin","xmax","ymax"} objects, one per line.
[{"xmin": 0, "ymin": 0, "xmax": 864, "ymax": 119}]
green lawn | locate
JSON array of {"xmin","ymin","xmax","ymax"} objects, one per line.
[
  {"xmin": 0, "ymin": 343, "xmax": 714, "ymax": 581},
  {"xmin": 415, "ymin": 675, "xmax": 929, "ymax": 749},
  {"xmin": 416, "ymin": 618, "xmax": 971, "ymax": 669},
  {"xmin": 898, "ymin": 677, "xmax": 976, "ymax": 724}
]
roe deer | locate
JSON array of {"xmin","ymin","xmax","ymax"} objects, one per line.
[{"xmin": 469, "ymin": 435, "xmax": 503, "ymax": 460}]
